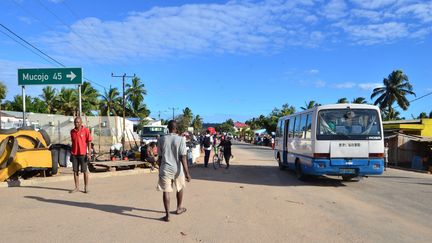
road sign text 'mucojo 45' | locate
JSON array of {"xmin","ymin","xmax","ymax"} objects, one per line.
[{"xmin": 18, "ymin": 68, "xmax": 82, "ymax": 85}]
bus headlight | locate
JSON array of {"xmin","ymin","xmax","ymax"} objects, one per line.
[{"xmin": 373, "ymin": 163, "xmax": 380, "ymax": 169}]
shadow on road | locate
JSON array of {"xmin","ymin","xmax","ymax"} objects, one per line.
[
  {"xmin": 19, "ymin": 186, "xmax": 71, "ymax": 192},
  {"xmin": 24, "ymin": 196, "xmax": 164, "ymax": 221},
  {"xmin": 190, "ymin": 164, "xmax": 347, "ymax": 187}
]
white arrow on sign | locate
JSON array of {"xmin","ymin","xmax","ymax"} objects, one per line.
[{"xmin": 66, "ymin": 71, "xmax": 76, "ymax": 81}]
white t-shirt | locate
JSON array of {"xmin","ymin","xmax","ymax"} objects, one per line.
[{"xmin": 204, "ymin": 134, "xmax": 214, "ymax": 151}]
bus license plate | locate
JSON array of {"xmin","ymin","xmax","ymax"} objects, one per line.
[{"xmin": 340, "ymin": 168, "xmax": 356, "ymax": 174}]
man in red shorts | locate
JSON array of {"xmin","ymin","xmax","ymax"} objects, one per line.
[{"xmin": 70, "ymin": 117, "xmax": 92, "ymax": 193}]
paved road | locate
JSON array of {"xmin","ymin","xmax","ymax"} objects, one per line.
[{"xmin": 1, "ymin": 141, "xmax": 431, "ymax": 242}]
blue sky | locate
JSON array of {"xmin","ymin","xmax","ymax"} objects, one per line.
[{"xmin": 0, "ymin": 0, "xmax": 431, "ymax": 123}]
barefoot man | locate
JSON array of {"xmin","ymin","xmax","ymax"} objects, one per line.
[
  {"xmin": 157, "ymin": 120, "xmax": 191, "ymax": 222},
  {"xmin": 70, "ymin": 116, "xmax": 92, "ymax": 193}
]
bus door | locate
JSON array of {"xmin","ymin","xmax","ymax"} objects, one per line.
[{"xmin": 283, "ymin": 119, "xmax": 290, "ymax": 164}]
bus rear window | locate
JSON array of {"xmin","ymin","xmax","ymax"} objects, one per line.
[{"xmin": 317, "ymin": 109, "xmax": 381, "ymax": 140}]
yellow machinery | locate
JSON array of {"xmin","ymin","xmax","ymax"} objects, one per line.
[{"xmin": 0, "ymin": 128, "xmax": 55, "ymax": 182}]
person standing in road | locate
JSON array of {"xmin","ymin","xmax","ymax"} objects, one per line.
[
  {"xmin": 70, "ymin": 117, "xmax": 92, "ymax": 193},
  {"xmin": 218, "ymin": 135, "xmax": 233, "ymax": 169},
  {"xmin": 202, "ymin": 130, "xmax": 213, "ymax": 167},
  {"xmin": 157, "ymin": 120, "xmax": 191, "ymax": 222}
]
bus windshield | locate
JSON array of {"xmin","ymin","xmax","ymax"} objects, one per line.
[
  {"xmin": 317, "ymin": 109, "xmax": 381, "ymax": 140},
  {"xmin": 141, "ymin": 127, "xmax": 166, "ymax": 137}
]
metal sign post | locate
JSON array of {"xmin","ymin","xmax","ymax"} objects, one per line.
[
  {"xmin": 22, "ymin": 85, "xmax": 26, "ymax": 127},
  {"xmin": 78, "ymin": 85, "xmax": 82, "ymax": 116}
]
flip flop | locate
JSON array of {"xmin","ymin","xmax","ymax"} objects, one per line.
[
  {"xmin": 161, "ymin": 216, "xmax": 170, "ymax": 222},
  {"xmin": 176, "ymin": 208, "xmax": 187, "ymax": 215}
]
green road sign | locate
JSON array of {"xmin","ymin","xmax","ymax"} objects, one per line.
[{"xmin": 18, "ymin": 68, "xmax": 83, "ymax": 85}]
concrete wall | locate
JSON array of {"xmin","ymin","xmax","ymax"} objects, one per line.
[{"xmin": 1, "ymin": 111, "xmax": 141, "ymax": 152}]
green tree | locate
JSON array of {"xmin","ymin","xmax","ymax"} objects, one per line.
[
  {"xmin": 5, "ymin": 95, "xmax": 33, "ymax": 112},
  {"xmin": 100, "ymin": 86, "xmax": 122, "ymax": 116},
  {"xmin": 418, "ymin": 112, "xmax": 428, "ymax": 119},
  {"xmin": 429, "ymin": 111, "xmax": 432, "ymax": 118},
  {"xmin": 337, "ymin": 97, "xmax": 348, "ymax": 104},
  {"xmin": 0, "ymin": 81, "xmax": 7, "ymax": 128},
  {"xmin": 301, "ymin": 100, "xmax": 319, "ymax": 110},
  {"xmin": 382, "ymin": 107, "xmax": 401, "ymax": 121},
  {"xmin": 126, "ymin": 77, "xmax": 147, "ymax": 116},
  {"xmin": 217, "ymin": 119, "xmax": 235, "ymax": 134},
  {"xmin": 177, "ymin": 107, "xmax": 193, "ymax": 133},
  {"xmin": 40, "ymin": 86, "xmax": 57, "ymax": 114},
  {"xmin": 191, "ymin": 115, "xmax": 203, "ymax": 133},
  {"xmin": 55, "ymin": 88, "xmax": 78, "ymax": 116},
  {"xmin": 371, "ymin": 70, "xmax": 416, "ymax": 116},
  {"xmin": 31, "ymin": 97, "xmax": 46, "ymax": 113},
  {"xmin": 80, "ymin": 82, "xmax": 100, "ymax": 115},
  {"xmin": 352, "ymin": 97, "xmax": 367, "ymax": 104}
]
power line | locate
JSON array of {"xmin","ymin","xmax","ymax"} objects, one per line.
[
  {"xmin": 0, "ymin": 23, "xmax": 107, "ymax": 90},
  {"xmin": 35, "ymin": 0, "xmax": 118, "ymax": 64},
  {"xmin": 392, "ymin": 90, "xmax": 432, "ymax": 109},
  {"xmin": 0, "ymin": 28, "xmax": 58, "ymax": 66},
  {"xmin": 0, "ymin": 23, "xmax": 65, "ymax": 67}
]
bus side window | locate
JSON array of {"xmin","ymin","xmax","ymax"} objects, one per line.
[
  {"xmin": 288, "ymin": 117, "xmax": 296, "ymax": 138},
  {"xmin": 280, "ymin": 120, "xmax": 285, "ymax": 137},
  {"xmin": 295, "ymin": 115, "xmax": 302, "ymax": 138},
  {"xmin": 305, "ymin": 114, "xmax": 312, "ymax": 139}
]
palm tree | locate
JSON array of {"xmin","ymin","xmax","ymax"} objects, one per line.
[
  {"xmin": 55, "ymin": 88, "xmax": 77, "ymax": 116},
  {"xmin": 352, "ymin": 97, "xmax": 367, "ymax": 104},
  {"xmin": 371, "ymin": 70, "xmax": 416, "ymax": 115},
  {"xmin": 337, "ymin": 97, "xmax": 348, "ymax": 104},
  {"xmin": 178, "ymin": 107, "xmax": 193, "ymax": 133},
  {"xmin": 382, "ymin": 107, "xmax": 401, "ymax": 121},
  {"xmin": 80, "ymin": 82, "xmax": 100, "ymax": 115},
  {"xmin": 32, "ymin": 97, "xmax": 46, "ymax": 113},
  {"xmin": 301, "ymin": 100, "xmax": 319, "ymax": 110},
  {"xmin": 126, "ymin": 77, "xmax": 147, "ymax": 111},
  {"xmin": 40, "ymin": 86, "xmax": 57, "ymax": 114},
  {"xmin": 191, "ymin": 115, "xmax": 203, "ymax": 133},
  {"xmin": 0, "ymin": 81, "xmax": 7, "ymax": 128},
  {"xmin": 418, "ymin": 112, "xmax": 428, "ymax": 119},
  {"xmin": 100, "ymin": 86, "xmax": 121, "ymax": 116},
  {"xmin": 7, "ymin": 95, "xmax": 33, "ymax": 112}
]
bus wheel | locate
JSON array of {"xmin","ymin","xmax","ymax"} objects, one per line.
[
  {"xmin": 295, "ymin": 161, "xmax": 305, "ymax": 181},
  {"xmin": 277, "ymin": 154, "xmax": 285, "ymax": 170}
]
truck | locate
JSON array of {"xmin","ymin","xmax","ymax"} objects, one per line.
[{"xmin": 140, "ymin": 125, "xmax": 168, "ymax": 145}]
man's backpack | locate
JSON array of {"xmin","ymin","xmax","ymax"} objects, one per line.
[{"xmin": 203, "ymin": 136, "xmax": 211, "ymax": 148}]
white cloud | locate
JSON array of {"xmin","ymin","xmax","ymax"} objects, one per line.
[
  {"xmin": 358, "ymin": 82, "xmax": 382, "ymax": 90},
  {"xmin": 395, "ymin": 2, "xmax": 432, "ymax": 22},
  {"xmin": 350, "ymin": 0, "xmax": 398, "ymax": 10},
  {"xmin": 351, "ymin": 9, "xmax": 383, "ymax": 22},
  {"xmin": 309, "ymin": 69, "xmax": 320, "ymax": 74},
  {"xmin": 337, "ymin": 22, "xmax": 409, "ymax": 45},
  {"xmin": 335, "ymin": 82, "xmax": 356, "ymax": 88},
  {"xmin": 18, "ymin": 16, "xmax": 34, "ymax": 25},
  {"xmin": 323, "ymin": 0, "xmax": 348, "ymax": 19},
  {"xmin": 37, "ymin": 0, "xmax": 432, "ymax": 62}
]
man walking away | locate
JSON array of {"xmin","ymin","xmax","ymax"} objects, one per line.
[
  {"xmin": 157, "ymin": 120, "xmax": 192, "ymax": 222},
  {"xmin": 70, "ymin": 117, "xmax": 92, "ymax": 193},
  {"xmin": 203, "ymin": 130, "xmax": 213, "ymax": 167}
]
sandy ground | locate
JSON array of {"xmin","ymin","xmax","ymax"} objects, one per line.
[{"xmin": 1, "ymin": 141, "xmax": 431, "ymax": 243}]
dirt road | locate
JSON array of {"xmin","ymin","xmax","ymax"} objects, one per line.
[{"xmin": 1, "ymin": 141, "xmax": 431, "ymax": 242}]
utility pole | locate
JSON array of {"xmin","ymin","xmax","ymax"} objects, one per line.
[
  {"xmin": 168, "ymin": 107, "xmax": 178, "ymax": 120},
  {"xmin": 111, "ymin": 73, "xmax": 135, "ymax": 159}
]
